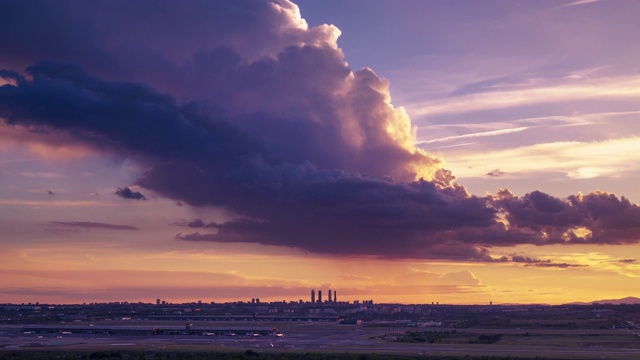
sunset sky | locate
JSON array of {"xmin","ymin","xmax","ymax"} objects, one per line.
[{"xmin": 1, "ymin": 0, "xmax": 640, "ymax": 305}]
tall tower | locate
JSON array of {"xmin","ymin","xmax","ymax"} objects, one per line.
[
  {"xmin": 311, "ymin": 289, "xmax": 315, "ymax": 304},
  {"xmin": 318, "ymin": 290, "xmax": 323, "ymax": 303},
  {"xmin": 328, "ymin": 289, "xmax": 332, "ymax": 303},
  {"xmin": 334, "ymin": 291, "xmax": 337, "ymax": 303}
]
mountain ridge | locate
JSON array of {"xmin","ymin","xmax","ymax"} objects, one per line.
[{"xmin": 566, "ymin": 296, "xmax": 640, "ymax": 305}]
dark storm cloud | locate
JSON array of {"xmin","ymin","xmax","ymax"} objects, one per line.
[
  {"xmin": 2, "ymin": 0, "xmax": 640, "ymax": 261},
  {"xmin": 173, "ymin": 177, "xmax": 498, "ymax": 260},
  {"xmin": 0, "ymin": 0, "xmax": 114, "ymax": 72},
  {"xmin": 115, "ymin": 187, "xmax": 147, "ymax": 201},
  {"xmin": 0, "ymin": 0, "xmax": 337, "ymax": 77},
  {"xmin": 0, "ymin": 63, "xmax": 252, "ymax": 163},
  {"xmin": 0, "ymin": 62, "xmax": 493, "ymax": 260},
  {"xmin": 50, "ymin": 221, "xmax": 139, "ymax": 231}
]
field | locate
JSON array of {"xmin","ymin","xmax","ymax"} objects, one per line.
[{"xmin": 2, "ymin": 320, "xmax": 640, "ymax": 359}]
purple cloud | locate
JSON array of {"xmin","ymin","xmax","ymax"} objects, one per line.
[
  {"xmin": 115, "ymin": 187, "xmax": 147, "ymax": 201},
  {"xmin": 486, "ymin": 169, "xmax": 505, "ymax": 177},
  {"xmin": 50, "ymin": 221, "xmax": 139, "ymax": 231},
  {"xmin": 1, "ymin": 0, "xmax": 640, "ymax": 261},
  {"xmin": 491, "ymin": 190, "xmax": 640, "ymax": 245}
]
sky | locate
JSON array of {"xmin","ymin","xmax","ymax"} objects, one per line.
[{"xmin": 1, "ymin": 0, "xmax": 640, "ymax": 305}]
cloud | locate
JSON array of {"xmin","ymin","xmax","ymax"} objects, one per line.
[
  {"xmin": 416, "ymin": 112, "xmax": 597, "ymax": 147},
  {"xmin": 504, "ymin": 255, "xmax": 585, "ymax": 268},
  {"xmin": 491, "ymin": 254, "xmax": 586, "ymax": 269},
  {"xmin": 0, "ymin": 122, "xmax": 95, "ymax": 160},
  {"xmin": 525, "ymin": 262, "xmax": 586, "ymax": 268},
  {"xmin": 1, "ymin": 0, "xmax": 640, "ymax": 261},
  {"xmin": 340, "ymin": 274, "xmax": 373, "ymax": 281},
  {"xmin": 411, "ymin": 75, "xmax": 640, "ymax": 118},
  {"xmin": 172, "ymin": 219, "xmax": 217, "ymax": 228},
  {"xmin": 486, "ymin": 169, "xmax": 505, "ymax": 177},
  {"xmin": 397, "ymin": 270, "xmax": 481, "ymax": 286},
  {"xmin": 0, "ymin": 0, "xmax": 340, "ymax": 76},
  {"xmin": 442, "ymin": 137, "xmax": 640, "ymax": 180},
  {"xmin": 0, "ymin": 268, "xmax": 319, "ymax": 303},
  {"xmin": 21, "ymin": 172, "xmax": 65, "ymax": 179},
  {"xmin": 510, "ymin": 255, "xmax": 547, "ymax": 263},
  {"xmin": 50, "ymin": 221, "xmax": 139, "ymax": 231},
  {"xmin": 115, "ymin": 187, "xmax": 146, "ymax": 201},
  {"xmin": 0, "ymin": 199, "xmax": 101, "ymax": 207},
  {"xmin": 173, "ymin": 177, "xmax": 497, "ymax": 260},
  {"xmin": 619, "ymin": 259, "xmax": 636, "ymax": 264},
  {"xmin": 173, "ymin": 186, "xmax": 640, "ymax": 257},
  {"xmin": 417, "ymin": 126, "xmax": 531, "ymax": 145},
  {"xmin": 561, "ymin": 0, "xmax": 599, "ymax": 8},
  {"xmin": 490, "ymin": 190, "xmax": 640, "ymax": 246}
]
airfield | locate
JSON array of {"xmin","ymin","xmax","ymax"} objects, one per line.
[{"xmin": 3, "ymin": 320, "xmax": 640, "ymax": 359}]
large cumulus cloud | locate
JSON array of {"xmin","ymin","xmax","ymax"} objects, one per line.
[
  {"xmin": 491, "ymin": 189, "xmax": 640, "ymax": 245},
  {"xmin": 1, "ymin": 0, "xmax": 640, "ymax": 261}
]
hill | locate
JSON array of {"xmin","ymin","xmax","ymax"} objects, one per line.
[{"xmin": 567, "ymin": 296, "xmax": 640, "ymax": 305}]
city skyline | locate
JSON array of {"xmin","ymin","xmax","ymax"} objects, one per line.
[{"xmin": 1, "ymin": 0, "xmax": 640, "ymax": 305}]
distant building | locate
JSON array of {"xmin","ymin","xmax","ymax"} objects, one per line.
[
  {"xmin": 156, "ymin": 299, "xmax": 160, "ymax": 305},
  {"xmin": 334, "ymin": 291, "xmax": 337, "ymax": 303},
  {"xmin": 328, "ymin": 289, "xmax": 332, "ymax": 303},
  {"xmin": 318, "ymin": 290, "xmax": 323, "ymax": 303},
  {"xmin": 311, "ymin": 289, "xmax": 315, "ymax": 304}
]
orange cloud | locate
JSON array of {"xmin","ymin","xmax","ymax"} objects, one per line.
[{"xmin": 0, "ymin": 123, "xmax": 95, "ymax": 160}]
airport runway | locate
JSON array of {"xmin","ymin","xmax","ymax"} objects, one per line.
[{"xmin": 3, "ymin": 323, "xmax": 640, "ymax": 359}]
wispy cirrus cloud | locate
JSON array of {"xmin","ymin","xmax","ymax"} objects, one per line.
[
  {"xmin": 561, "ymin": 0, "xmax": 599, "ymax": 8},
  {"xmin": 0, "ymin": 199, "xmax": 102, "ymax": 207},
  {"xmin": 19, "ymin": 171, "xmax": 65, "ymax": 179},
  {"xmin": 50, "ymin": 221, "xmax": 139, "ymax": 231},
  {"xmin": 417, "ymin": 126, "xmax": 531, "ymax": 145},
  {"xmin": 416, "ymin": 113, "xmax": 598, "ymax": 148},
  {"xmin": 411, "ymin": 76, "xmax": 640, "ymax": 117},
  {"xmin": 444, "ymin": 137, "xmax": 640, "ymax": 180},
  {"xmin": 525, "ymin": 262, "xmax": 586, "ymax": 269}
]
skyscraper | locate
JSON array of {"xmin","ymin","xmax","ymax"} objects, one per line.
[
  {"xmin": 318, "ymin": 290, "xmax": 323, "ymax": 303},
  {"xmin": 334, "ymin": 290, "xmax": 337, "ymax": 303},
  {"xmin": 311, "ymin": 289, "xmax": 315, "ymax": 304},
  {"xmin": 328, "ymin": 289, "xmax": 332, "ymax": 302}
]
